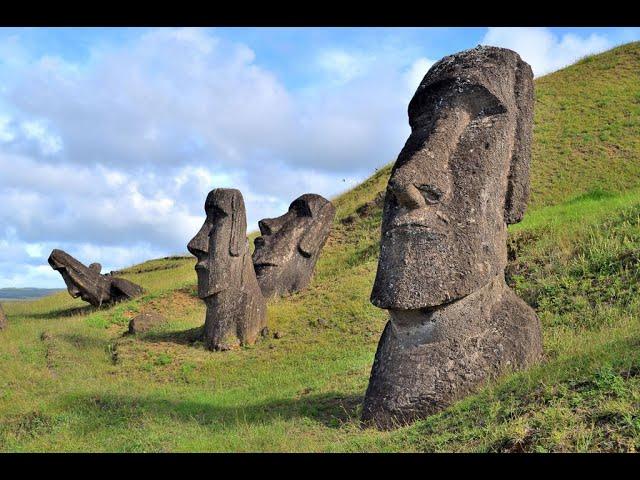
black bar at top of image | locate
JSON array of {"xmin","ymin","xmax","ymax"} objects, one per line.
[{"xmin": 0, "ymin": 2, "xmax": 637, "ymax": 27}]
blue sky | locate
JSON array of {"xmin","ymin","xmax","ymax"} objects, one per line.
[{"xmin": 1, "ymin": 27, "xmax": 639, "ymax": 288}]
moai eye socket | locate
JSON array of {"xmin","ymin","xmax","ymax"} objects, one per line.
[
  {"xmin": 290, "ymin": 199, "xmax": 312, "ymax": 217},
  {"xmin": 416, "ymin": 184, "xmax": 443, "ymax": 205},
  {"xmin": 211, "ymin": 205, "xmax": 228, "ymax": 218}
]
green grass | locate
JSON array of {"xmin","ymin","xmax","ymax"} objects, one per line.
[
  {"xmin": 531, "ymin": 42, "xmax": 640, "ymax": 207},
  {"xmin": 1, "ymin": 42, "xmax": 640, "ymax": 452}
]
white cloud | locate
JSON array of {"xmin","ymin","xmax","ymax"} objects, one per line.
[
  {"xmin": 24, "ymin": 243, "xmax": 44, "ymax": 258},
  {"xmin": 0, "ymin": 265, "xmax": 61, "ymax": 289},
  {"xmin": 0, "ymin": 115, "xmax": 15, "ymax": 142},
  {"xmin": 405, "ymin": 57, "xmax": 435, "ymax": 94},
  {"xmin": 20, "ymin": 120, "xmax": 63, "ymax": 155},
  {"xmin": 3, "ymin": 28, "xmax": 294, "ymax": 171},
  {"xmin": 317, "ymin": 49, "xmax": 375, "ymax": 85},
  {"xmin": 481, "ymin": 27, "xmax": 612, "ymax": 76},
  {"xmin": 1, "ymin": 27, "xmax": 627, "ymax": 288}
]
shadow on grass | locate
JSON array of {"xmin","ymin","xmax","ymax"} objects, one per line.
[
  {"xmin": 134, "ymin": 326, "xmax": 204, "ymax": 345},
  {"xmin": 29, "ymin": 304, "xmax": 96, "ymax": 320},
  {"xmin": 58, "ymin": 332, "xmax": 109, "ymax": 350},
  {"xmin": 66, "ymin": 390, "xmax": 363, "ymax": 430}
]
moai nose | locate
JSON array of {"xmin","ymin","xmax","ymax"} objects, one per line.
[
  {"xmin": 187, "ymin": 226, "xmax": 209, "ymax": 257},
  {"xmin": 258, "ymin": 219, "xmax": 271, "ymax": 235},
  {"xmin": 388, "ymin": 178, "xmax": 426, "ymax": 210},
  {"xmin": 259, "ymin": 218, "xmax": 282, "ymax": 235}
]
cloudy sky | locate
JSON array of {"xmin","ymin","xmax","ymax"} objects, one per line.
[{"xmin": 1, "ymin": 26, "xmax": 639, "ymax": 288}]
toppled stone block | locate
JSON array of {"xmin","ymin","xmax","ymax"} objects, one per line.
[
  {"xmin": 48, "ymin": 249, "xmax": 143, "ymax": 307},
  {"xmin": 128, "ymin": 312, "xmax": 167, "ymax": 334}
]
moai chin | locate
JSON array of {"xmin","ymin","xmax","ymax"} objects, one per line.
[
  {"xmin": 362, "ymin": 46, "xmax": 543, "ymax": 429},
  {"xmin": 252, "ymin": 194, "xmax": 336, "ymax": 298},
  {"xmin": 48, "ymin": 249, "xmax": 143, "ymax": 307},
  {"xmin": 188, "ymin": 188, "xmax": 267, "ymax": 351}
]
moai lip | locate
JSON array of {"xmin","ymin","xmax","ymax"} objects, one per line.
[
  {"xmin": 362, "ymin": 46, "xmax": 543, "ymax": 429},
  {"xmin": 187, "ymin": 188, "xmax": 267, "ymax": 351},
  {"xmin": 252, "ymin": 194, "xmax": 335, "ymax": 298},
  {"xmin": 48, "ymin": 249, "xmax": 143, "ymax": 307}
]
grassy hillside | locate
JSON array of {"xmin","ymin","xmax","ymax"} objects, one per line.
[
  {"xmin": 531, "ymin": 42, "xmax": 640, "ymax": 207},
  {"xmin": 1, "ymin": 43, "xmax": 639, "ymax": 452}
]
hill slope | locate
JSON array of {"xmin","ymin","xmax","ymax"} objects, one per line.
[
  {"xmin": 1, "ymin": 43, "xmax": 639, "ymax": 452},
  {"xmin": 531, "ymin": 42, "xmax": 640, "ymax": 207}
]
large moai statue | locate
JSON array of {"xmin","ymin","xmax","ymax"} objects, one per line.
[
  {"xmin": 362, "ymin": 46, "xmax": 543, "ymax": 429},
  {"xmin": 188, "ymin": 188, "xmax": 267, "ymax": 351},
  {"xmin": 252, "ymin": 194, "xmax": 336, "ymax": 298},
  {"xmin": 48, "ymin": 249, "xmax": 143, "ymax": 307}
]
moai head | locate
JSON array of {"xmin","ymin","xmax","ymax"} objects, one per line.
[
  {"xmin": 48, "ymin": 249, "xmax": 112, "ymax": 306},
  {"xmin": 187, "ymin": 188, "xmax": 248, "ymax": 299},
  {"xmin": 48, "ymin": 249, "xmax": 143, "ymax": 307},
  {"xmin": 252, "ymin": 194, "xmax": 335, "ymax": 298},
  {"xmin": 371, "ymin": 46, "xmax": 534, "ymax": 310}
]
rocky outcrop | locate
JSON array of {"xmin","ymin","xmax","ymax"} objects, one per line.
[{"xmin": 128, "ymin": 312, "xmax": 167, "ymax": 334}]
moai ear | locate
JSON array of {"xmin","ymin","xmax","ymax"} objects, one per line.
[
  {"xmin": 88, "ymin": 263, "xmax": 102, "ymax": 274},
  {"xmin": 504, "ymin": 58, "xmax": 535, "ymax": 225},
  {"xmin": 299, "ymin": 202, "xmax": 336, "ymax": 258},
  {"xmin": 229, "ymin": 192, "xmax": 247, "ymax": 257}
]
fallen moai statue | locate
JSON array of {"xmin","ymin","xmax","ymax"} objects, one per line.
[
  {"xmin": 253, "ymin": 194, "xmax": 335, "ymax": 298},
  {"xmin": 48, "ymin": 249, "xmax": 143, "ymax": 307},
  {"xmin": 362, "ymin": 46, "xmax": 543, "ymax": 429},
  {"xmin": 188, "ymin": 188, "xmax": 267, "ymax": 351}
]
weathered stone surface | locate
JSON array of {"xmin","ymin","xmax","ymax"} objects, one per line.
[
  {"xmin": 48, "ymin": 249, "xmax": 144, "ymax": 307},
  {"xmin": 0, "ymin": 303, "xmax": 7, "ymax": 330},
  {"xmin": 128, "ymin": 312, "xmax": 167, "ymax": 334},
  {"xmin": 253, "ymin": 194, "xmax": 335, "ymax": 298},
  {"xmin": 363, "ymin": 277, "xmax": 542, "ymax": 429},
  {"xmin": 188, "ymin": 188, "xmax": 267, "ymax": 351},
  {"xmin": 362, "ymin": 46, "xmax": 542, "ymax": 429}
]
